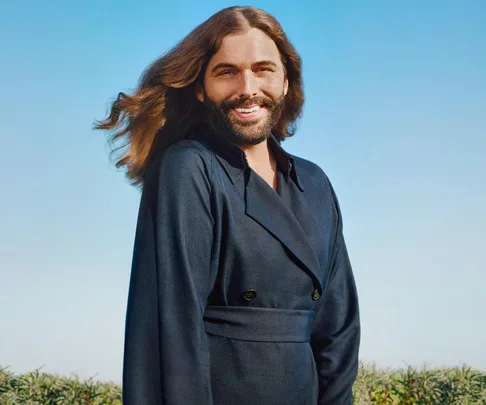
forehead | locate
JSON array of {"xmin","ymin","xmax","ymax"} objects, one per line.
[{"xmin": 208, "ymin": 28, "xmax": 282, "ymax": 68}]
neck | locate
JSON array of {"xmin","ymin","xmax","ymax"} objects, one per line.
[
  {"xmin": 238, "ymin": 139, "xmax": 278, "ymax": 180},
  {"xmin": 240, "ymin": 140, "xmax": 269, "ymax": 165}
]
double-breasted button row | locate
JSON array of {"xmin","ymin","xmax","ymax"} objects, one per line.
[
  {"xmin": 243, "ymin": 289, "xmax": 257, "ymax": 301},
  {"xmin": 241, "ymin": 289, "xmax": 319, "ymax": 302}
]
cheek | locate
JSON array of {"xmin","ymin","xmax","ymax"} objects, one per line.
[
  {"xmin": 257, "ymin": 73, "xmax": 287, "ymax": 93},
  {"xmin": 260, "ymin": 80, "xmax": 287, "ymax": 100},
  {"xmin": 204, "ymin": 78, "xmax": 235, "ymax": 102},
  {"xmin": 268, "ymin": 79, "xmax": 287, "ymax": 94}
]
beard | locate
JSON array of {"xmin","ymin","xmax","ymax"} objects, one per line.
[{"xmin": 202, "ymin": 89, "xmax": 286, "ymax": 146}]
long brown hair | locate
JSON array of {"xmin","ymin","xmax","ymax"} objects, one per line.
[{"xmin": 93, "ymin": 6, "xmax": 304, "ymax": 186}]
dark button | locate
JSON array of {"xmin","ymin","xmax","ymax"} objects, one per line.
[
  {"xmin": 312, "ymin": 289, "xmax": 320, "ymax": 301},
  {"xmin": 243, "ymin": 289, "xmax": 257, "ymax": 302}
]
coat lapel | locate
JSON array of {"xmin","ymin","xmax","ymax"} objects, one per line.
[
  {"xmin": 189, "ymin": 127, "xmax": 324, "ymax": 291},
  {"xmin": 283, "ymin": 179, "xmax": 329, "ymax": 288},
  {"xmin": 245, "ymin": 170, "xmax": 323, "ymax": 292}
]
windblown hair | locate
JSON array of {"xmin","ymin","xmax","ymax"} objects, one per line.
[{"xmin": 94, "ymin": 6, "xmax": 304, "ymax": 186}]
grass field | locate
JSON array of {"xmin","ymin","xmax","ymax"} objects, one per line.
[{"xmin": 1, "ymin": 363, "xmax": 486, "ymax": 404}]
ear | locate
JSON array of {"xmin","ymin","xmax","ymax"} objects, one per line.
[
  {"xmin": 195, "ymin": 82, "xmax": 205, "ymax": 103},
  {"xmin": 283, "ymin": 77, "xmax": 289, "ymax": 96}
]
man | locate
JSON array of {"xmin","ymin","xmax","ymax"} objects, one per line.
[{"xmin": 95, "ymin": 6, "xmax": 360, "ymax": 405}]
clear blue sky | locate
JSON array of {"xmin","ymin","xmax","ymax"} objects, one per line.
[{"xmin": 1, "ymin": 0, "xmax": 484, "ymax": 383}]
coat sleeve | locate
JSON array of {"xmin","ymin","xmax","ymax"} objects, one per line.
[
  {"xmin": 310, "ymin": 181, "xmax": 361, "ymax": 405},
  {"xmin": 122, "ymin": 146, "xmax": 215, "ymax": 405}
]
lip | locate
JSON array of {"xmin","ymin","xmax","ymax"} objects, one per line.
[{"xmin": 230, "ymin": 106, "xmax": 265, "ymax": 121}]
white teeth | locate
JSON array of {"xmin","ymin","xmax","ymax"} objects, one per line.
[{"xmin": 235, "ymin": 106, "xmax": 260, "ymax": 113}]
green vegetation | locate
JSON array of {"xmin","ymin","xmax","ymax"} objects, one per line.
[
  {"xmin": 353, "ymin": 362, "xmax": 486, "ymax": 404},
  {"xmin": 0, "ymin": 367, "xmax": 121, "ymax": 405},
  {"xmin": 1, "ymin": 363, "xmax": 486, "ymax": 404}
]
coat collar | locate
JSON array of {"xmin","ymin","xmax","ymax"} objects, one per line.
[{"xmin": 189, "ymin": 124, "xmax": 304, "ymax": 191}]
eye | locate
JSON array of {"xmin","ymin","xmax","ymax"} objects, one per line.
[
  {"xmin": 218, "ymin": 70, "xmax": 234, "ymax": 76},
  {"xmin": 256, "ymin": 67, "xmax": 274, "ymax": 73}
]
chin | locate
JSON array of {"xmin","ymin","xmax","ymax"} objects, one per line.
[
  {"xmin": 229, "ymin": 122, "xmax": 272, "ymax": 146},
  {"xmin": 229, "ymin": 115, "xmax": 272, "ymax": 139}
]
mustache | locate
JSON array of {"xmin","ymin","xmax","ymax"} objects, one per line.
[{"xmin": 220, "ymin": 96, "xmax": 275, "ymax": 110}]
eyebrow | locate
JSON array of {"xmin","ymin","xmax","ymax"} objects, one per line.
[{"xmin": 210, "ymin": 60, "xmax": 278, "ymax": 74}]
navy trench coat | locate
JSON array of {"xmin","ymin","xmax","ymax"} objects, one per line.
[{"xmin": 122, "ymin": 125, "xmax": 360, "ymax": 405}]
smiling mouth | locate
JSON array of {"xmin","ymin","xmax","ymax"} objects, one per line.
[
  {"xmin": 234, "ymin": 105, "xmax": 260, "ymax": 113},
  {"xmin": 231, "ymin": 105, "xmax": 265, "ymax": 120}
]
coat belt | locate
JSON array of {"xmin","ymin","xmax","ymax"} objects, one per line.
[{"xmin": 203, "ymin": 306, "xmax": 315, "ymax": 343}]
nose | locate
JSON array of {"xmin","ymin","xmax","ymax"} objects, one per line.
[{"xmin": 237, "ymin": 70, "xmax": 258, "ymax": 99}]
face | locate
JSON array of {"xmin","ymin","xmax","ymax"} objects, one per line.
[{"xmin": 196, "ymin": 28, "xmax": 289, "ymax": 146}]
